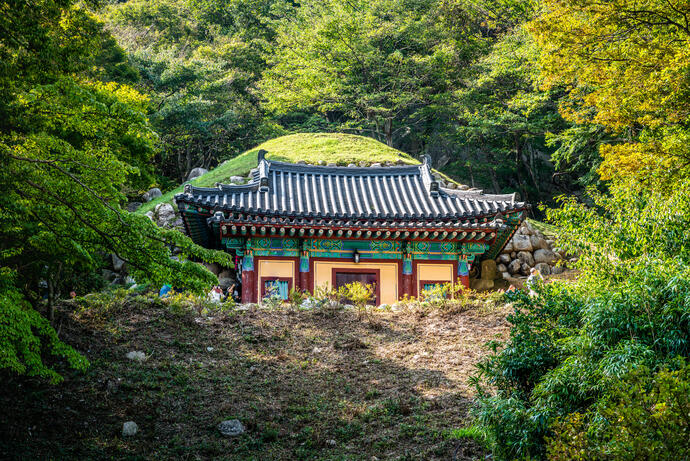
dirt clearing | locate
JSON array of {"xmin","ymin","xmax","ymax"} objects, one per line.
[{"xmin": 0, "ymin": 293, "xmax": 511, "ymax": 460}]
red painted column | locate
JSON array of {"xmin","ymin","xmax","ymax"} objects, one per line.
[
  {"xmin": 241, "ymin": 250, "xmax": 255, "ymax": 303},
  {"xmin": 458, "ymin": 255, "xmax": 470, "ymax": 290},
  {"xmin": 402, "ymin": 274, "xmax": 414, "ymax": 298},
  {"xmin": 299, "ymin": 271, "xmax": 309, "ymax": 292},
  {"xmin": 241, "ymin": 269, "xmax": 254, "ymax": 303}
]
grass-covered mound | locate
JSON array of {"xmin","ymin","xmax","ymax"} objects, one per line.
[{"xmin": 138, "ymin": 133, "xmax": 420, "ymax": 214}]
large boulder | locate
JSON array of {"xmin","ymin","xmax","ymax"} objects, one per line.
[
  {"xmin": 203, "ymin": 262, "xmax": 221, "ymax": 275},
  {"xmin": 187, "ymin": 167, "xmax": 208, "ymax": 181},
  {"xmin": 480, "ymin": 259, "xmax": 498, "ymax": 280},
  {"xmin": 508, "ymin": 259, "xmax": 522, "ymax": 274},
  {"xmin": 535, "ymin": 262, "xmax": 551, "ymax": 276},
  {"xmin": 534, "ymin": 248, "xmax": 558, "ymax": 264},
  {"xmin": 498, "ymin": 254, "xmax": 511, "ymax": 265},
  {"xmin": 127, "ymin": 202, "xmax": 142, "ymax": 212},
  {"xmin": 102, "ymin": 269, "xmax": 117, "ymax": 283},
  {"xmin": 551, "ymin": 265, "xmax": 565, "ymax": 275},
  {"xmin": 517, "ymin": 251, "xmax": 535, "ymax": 267},
  {"xmin": 229, "ymin": 176, "xmax": 244, "ymax": 184},
  {"xmin": 111, "ymin": 254, "xmax": 125, "ymax": 272},
  {"xmin": 497, "ymin": 263, "xmax": 507, "ymax": 273},
  {"xmin": 218, "ymin": 278, "xmax": 234, "ymax": 290},
  {"xmin": 218, "ymin": 270, "xmax": 233, "ymax": 280},
  {"xmin": 512, "ymin": 234, "xmax": 533, "ymax": 252},
  {"xmin": 143, "ymin": 187, "xmax": 162, "ymax": 202},
  {"xmin": 502, "ymin": 241, "xmax": 514, "ymax": 253},
  {"xmin": 153, "ymin": 203, "xmax": 176, "ymax": 228},
  {"xmin": 472, "ymin": 278, "xmax": 494, "ymax": 291},
  {"xmin": 530, "ymin": 234, "xmax": 548, "ymax": 250},
  {"xmin": 520, "ymin": 263, "xmax": 531, "ymax": 276}
]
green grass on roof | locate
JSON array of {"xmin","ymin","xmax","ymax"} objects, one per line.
[{"xmin": 137, "ymin": 133, "xmax": 419, "ymax": 214}]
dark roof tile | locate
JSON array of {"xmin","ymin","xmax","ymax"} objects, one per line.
[{"xmin": 175, "ymin": 157, "xmax": 525, "ymax": 221}]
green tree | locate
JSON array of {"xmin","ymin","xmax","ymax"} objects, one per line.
[
  {"xmin": 450, "ymin": 27, "xmax": 566, "ymax": 202},
  {"xmin": 103, "ymin": 0, "xmax": 287, "ymax": 182},
  {"xmin": 471, "ymin": 181, "xmax": 690, "ymax": 459},
  {"xmin": 1, "ymin": 0, "xmax": 231, "ymax": 381},
  {"xmin": 259, "ymin": 0, "xmax": 478, "ymax": 148},
  {"xmin": 530, "ymin": 0, "xmax": 690, "ymax": 188}
]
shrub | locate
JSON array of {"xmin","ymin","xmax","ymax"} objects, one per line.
[
  {"xmin": 0, "ymin": 269, "xmax": 88, "ymax": 383},
  {"xmin": 337, "ymin": 282, "xmax": 375, "ymax": 319},
  {"xmin": 548, "ymin": 363, "xmax": 690, "ymax": 460},
  {"xmin": 471, "ymin": 183, "xmax": 690, "ymax": 460}
]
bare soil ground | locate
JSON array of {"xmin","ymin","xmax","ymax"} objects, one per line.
[{"xmin": 0, "ymin": 292, "xmax": 512, "ymax": 460}]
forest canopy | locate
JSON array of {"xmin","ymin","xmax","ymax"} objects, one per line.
[{"xmin": 2, "ymin": 0, "xmax": 690, "ymax": 458}]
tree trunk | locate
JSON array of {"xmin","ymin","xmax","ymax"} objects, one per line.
[
  {"xmin": 46, "ymin": 262, "xmax": 62, "ymax": 322},
  {"xmin": 489, "ymin": 166, "xmax": 501, "ymax": 194},
  {"xmin": 523, "ymin": 144, "xmax": 541, "ymax": 194},
  {"xmin": 47, "ymin": 279, "xmax": 54, "ymax": 322},
  {"xmin": 514, "ymin": 135, "xmax": 529, "ymax": 202},
  {"xmin": 384, "ymin": 118, "xmax": 393, "ymax": 147}
]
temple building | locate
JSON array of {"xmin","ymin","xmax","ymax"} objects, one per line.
[{"xmin": 175, "ymin": 150, "xmax": 527, "ymax": 304}]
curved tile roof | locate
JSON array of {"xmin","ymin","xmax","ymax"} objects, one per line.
[{"xmin": 175, "ymin": 152, "xmax": 525, "ymax": 221}]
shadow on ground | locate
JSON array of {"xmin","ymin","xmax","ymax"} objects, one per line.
[{"xmin": 0, "ymin": 292, "xmax": 510, "ymax": 460}]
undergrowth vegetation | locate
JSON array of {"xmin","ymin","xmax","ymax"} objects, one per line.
[{"xmin": 471, "ymin": 182, "xmax": 690, "ymax": 460}]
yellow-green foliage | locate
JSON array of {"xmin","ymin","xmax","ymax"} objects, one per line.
[
  {"xmin": 548, "ymin": 363, "xmax": 690, "ymax": 460},
  {"xmin": 530, "ymin": 0, "xmax": 690, "ymax": 187},
  {"xmin": 337, "ymin": 281, "xmax": 375, "ymax": 318}
]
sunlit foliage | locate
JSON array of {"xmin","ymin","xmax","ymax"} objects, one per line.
[{"xmin": 531, "ymin": 0, "xmax": 690, "ymax": 187}]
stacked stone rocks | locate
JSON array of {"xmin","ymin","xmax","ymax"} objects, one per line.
[
  {"xmin": 144, "ymin": 203, "xmax": 184, "ymax": 231},
  {"xmin": 201, "ymin": 262, "xmax": 238, "ymax": 290},
  {"xmin": 496, "ymin": 221, "xmax": 570, "ymax": 280}
]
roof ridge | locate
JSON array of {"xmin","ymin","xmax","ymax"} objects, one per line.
[{"xmin": 264, "ymin": 158, "xmax": 422, "ymax": 175}]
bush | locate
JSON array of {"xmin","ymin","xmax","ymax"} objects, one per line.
[
  {"xmin": 337, "ymin": 282, "xmax": 375, "ymax": 319},
  {"xmin": 0, "ymin": 269, "xmax": 88, "ymax": 383},
  {"xmin": 548, "ymin": 363, "xmax": 690, "ymax": 460},
  {"xmin": 471, "ymin": 183, "xmax": 690, "ymax": 460}
]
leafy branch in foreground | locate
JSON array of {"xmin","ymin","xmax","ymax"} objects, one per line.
[{"xmin": 0, "ymin": 0, "xmax": 230, "ymax": 382}]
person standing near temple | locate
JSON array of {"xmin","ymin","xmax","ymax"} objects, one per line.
[{"xmin": 526, "ymin": 268, "xmax": 544, "ymax": 297}]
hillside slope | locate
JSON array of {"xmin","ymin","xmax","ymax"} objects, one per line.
[
  {"xmin": 0, "ymin": 292, "xmax": 508, "ymax": 459},
  {"xmin": 138, "ymin": 133, "xmax": 439, "ymax": 214}
]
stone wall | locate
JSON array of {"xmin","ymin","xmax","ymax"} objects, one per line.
[{"xmin": 495, "ymin": 221, "xmax": 572, "ymax": 280}]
